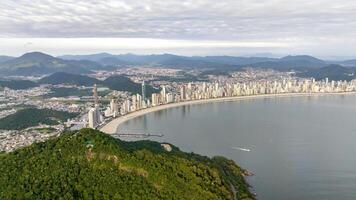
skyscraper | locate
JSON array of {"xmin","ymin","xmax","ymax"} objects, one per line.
[
  {"xmin": 142, "ymin": 81, "xmax": 146, "ymax": 102},
  {"xmin": 151, "ymin": 93, "xmax": 158, "ymax": 106},
  {"xmin": 93, "ymin": 84, "xmax": 99, "ymax": 106},
  {"xmin": 131, "ymin": 95, "xmax": 137, "ymax": 111},
  {"xmin": 161, "ymin": 85, "xmax": 166, "ymax": 103},
  {"xmin": 88, "ymin": 107, "xmax": 101, "ymax": 129},
  {"xmin": 88, "ymin": 108, "xmax": 95, "ymax": 128},
  {"xmin": 180, "ymin": 85, "xmax": 186, "ymax": 101},
  {"xmin": 109, "ymin": 98, "xmax": 119, "ymax": 117}
]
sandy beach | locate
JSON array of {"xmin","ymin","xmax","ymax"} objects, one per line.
[{"xmin": 100, "ymin": 92, "xmax": 356, "ymax": 134}]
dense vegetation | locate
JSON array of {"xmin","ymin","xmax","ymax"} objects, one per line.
[
  {"xmin": 0, "ymin": 108, "xmax": 78, "ymax": 130},
  {"xmin": 0, "ymin": 129, "xmax": 254, "ymax": 199},
  {"xmin": 39, "ymin": 72, "xmax": 100, "ymax": 86},
  {"xmin": 0, "ymin": 80, "xmax": 38, "ymax": 90},
  {"xmin": 39, "ymin": 72, "xmax": 159, "ymax": 96},
  {"xmin": 102, "ymin": 75, "xmax": 159, "ymax": 96}
]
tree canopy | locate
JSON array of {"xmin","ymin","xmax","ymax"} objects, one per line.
[{"xmin": 0, "ymin": 129, "xmax": 254, "ymax": 199}]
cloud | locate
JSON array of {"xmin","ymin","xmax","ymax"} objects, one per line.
[
  {"xmin": 1, "ymin": 0, "xmax": 356, "ymax": 57},
  {"xmin": 1, "ymin": 0, "xmax": 356, "ymax": 39}
]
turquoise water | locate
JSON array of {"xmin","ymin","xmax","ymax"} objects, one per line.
[{"xmin": 118, "ymin": 95, "xmax": 356, "ymax": 199}]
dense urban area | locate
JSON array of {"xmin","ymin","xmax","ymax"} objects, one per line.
[{"xmin": 1, "ymin": 63, "xmax": 356, "ymax": 152}]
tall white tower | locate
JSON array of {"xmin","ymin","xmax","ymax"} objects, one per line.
[
  {"xmin": 93, "ymin": 84, "xmax": 99, "ymax": 106},
  {"xmin": 88, "ymin": 108, "xmax": 96, "ymax": 128},
  {"xmin": 161, "ymin": 85, "xmax": 166, "ymax": 104},
  {"xmin": 142, "ymin": 81, "xmax": 146, "ymax": 102}
]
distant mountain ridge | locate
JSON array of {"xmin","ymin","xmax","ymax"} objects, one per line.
[
  {"xmin": 0, "ymin": 56, "xmax": 14, "ymax": 63},
  {"xmin": 340, "ymin": 59, "xmax": 356, "ymax": 66},
  {"xmin": 59, "ymin": 53, "xmax": 335, "ymax": 70},
  {"xmin": 0, "ymin": 52, "xmax": 102, "ymax": 76},
  {"xmin": 2, "ymin": 52, "xmax": 356, "ymax": 77}
]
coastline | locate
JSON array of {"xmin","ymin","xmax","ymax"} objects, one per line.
[{"xmin": 100, "ymin": 92, "xmax": 356, "ymax": 134}]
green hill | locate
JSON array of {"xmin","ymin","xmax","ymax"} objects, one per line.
[
  {"xmin": 0, "ymin": 80, "xmax": 38, "ymax": 90},
  {"xmin": 102, "ymin": 75, "xmax": 160, "ymax": 95},
  {"xmin": 0, "ymin": 108, "xmax": 78, "ymax": 130},
  {"xmin": 0, "ymin": 129, "xmax": 254, "ymax": 199},
  {"xmin": 39, "ymin": 72, "xmax": 100, "ymax": 86},
  {"xmin": 39, "ymin": 72, "xmax": 160, "ymax": 96}
]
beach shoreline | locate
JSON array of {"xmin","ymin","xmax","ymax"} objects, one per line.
[{"xmin": 100, "ymin": 92, "xmax": 356, "ymax": 134}]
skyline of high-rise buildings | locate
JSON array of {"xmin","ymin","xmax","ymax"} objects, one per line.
[{"xmin": 85, "ymin": 77, "xmax": 356, "ymax": 129}]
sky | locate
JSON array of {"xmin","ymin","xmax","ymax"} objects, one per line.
[{"xmin": 1, "ymin": 0, "xmax": 356, "ymax": 59}]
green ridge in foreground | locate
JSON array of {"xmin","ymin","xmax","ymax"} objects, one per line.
[{"xmin": 0, "ymin": 129, "xmax": 254, "ymax": 200}]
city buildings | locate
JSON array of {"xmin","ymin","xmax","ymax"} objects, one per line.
[
  {"xmin": 113, "ymin": 78, "xmax": 356, "ymax": 119},
  {"xmin": 88, "ymin": 106, "xmax": 102, "ymax": 129},
  {"xmin": 3, "ymin": 68, "xmax": 356, "ymax": 152},
  {"xmin": 142, "ymin": 81, "xmax": 146, "ymax": 101}
]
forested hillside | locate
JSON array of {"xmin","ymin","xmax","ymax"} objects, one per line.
[{"xmin": 0, "ymin": 129, "xmax": 254, "ymax": 200}]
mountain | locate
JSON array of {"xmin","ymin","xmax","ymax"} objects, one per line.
[
  {"xmin": 0, "ymin": 129, "xmax": 254, "ymax": 199},
  {"xmin": 179, "ymin": 54, "xmax": 327, "ymax": 70},
  {"xmin": 60, "ymin": 53, "xmax": 333, "ymax": 70},
  {"xmin": 39, "ymin": 72, "xmax": 100, "ymax": 86},
  {"xmin": 59, "ymin": 53, "xmax": 133, "ymax": 66},
  {"xmin": 97, "ymin": 57, "xmax": 132, "ymax": 66},
  {"xmin": 0, "ymin": 80, "xmax": 38, "ymax": 90},
  {"xmin": 246, "ymin": 55, "xmax": 326, "ymax": 70},
  {"xmin": 280, "ymin": 55, "xmax": 324, "ymax": 62},
  {"xmin": 6, "ymin": 52, "xmax": 356, "ymax": 74},
  {"xmin": 340, "ymin": 59, "xmax": 356, "ymax": 67},
  {"xmin": 297, "ymin": 64, "xmax": 356, "ymax": 81},
  {"xmin": 158, "ymin": 57, "xmax": 229, "ymax": 69},
  {"xmin": 59, "ymin": 53, "xmax": 115, "ymax": 61},
  {"xmin": 192, "ymin": 56, "xmax": 278, "ymax": 65},
  {"xmin": 0, "ymin": 56, "xmax": 14, "ymax": 63},
  {"xmin": 0, "ymin": 52, "xmax": 101, "ymax": 76},
  {"xmin": 117, "ymin": 53, "xmax": 181, "ymax": 64},
  {"xmin": 61, "ymin": 53, "xmax": 243, "ymax": 69}
]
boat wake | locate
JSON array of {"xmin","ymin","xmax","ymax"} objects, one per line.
[{"xmin": 231, "ymin": 147, "xmax": 251, "ymax": 152}]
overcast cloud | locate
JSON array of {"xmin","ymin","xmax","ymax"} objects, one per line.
[{"xmin": 1, "ymin": 0, "xmax": 356, "ymax": 58}]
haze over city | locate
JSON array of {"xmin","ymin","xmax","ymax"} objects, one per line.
[{"xmin": 1, "ymin": 0, "xmax": 356, "ymax": 59}]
